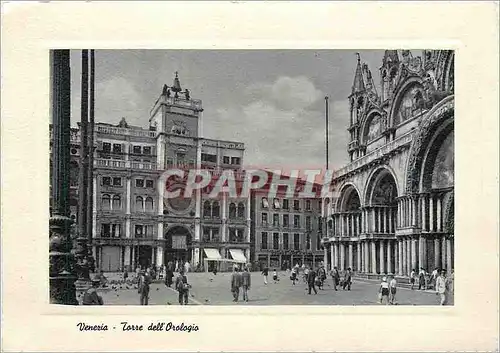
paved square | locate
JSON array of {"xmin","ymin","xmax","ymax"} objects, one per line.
[{"xmin": 89, "ymin": 271, "xmax": 446, "ymax": 306}]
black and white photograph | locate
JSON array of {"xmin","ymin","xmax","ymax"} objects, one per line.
[{"xmin": 49, "ymin": 49, "xmax": 455, "ymax": 306}]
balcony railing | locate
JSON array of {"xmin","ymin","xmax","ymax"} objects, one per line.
[
  {"xmin": 94, "ymin": 158, "xmax": 157, "ymax": 170},
  {"xmin": 333, "ymin": 131, "xmax": 413, "ymax": 179},
  {"xmin": 96, "ymin": 125, "xmax": 157, "ymax": 138}
]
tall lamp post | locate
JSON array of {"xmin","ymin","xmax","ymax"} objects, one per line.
[
  {"xmin": 323, "ymin": 96, "xmax": 330, "ymax": 270},
  {"xmin": 49, "ymin": 50, "xmax": 78, "ymax": 304}
]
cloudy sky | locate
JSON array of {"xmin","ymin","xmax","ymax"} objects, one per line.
[{"xmin": 70, "ymin": 50, "xmax": 397, "ymax": 170}]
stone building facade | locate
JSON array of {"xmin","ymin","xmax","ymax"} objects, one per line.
[
  {"xmin": 324, "ymin": 50, "xmax": 454, "ymax": 277},
  {"xmin": 62, "ymin": 74, "xmax": 250, "ymax": 272}
]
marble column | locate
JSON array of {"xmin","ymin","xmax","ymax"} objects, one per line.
[
  {"xmin": 387, "ymin": 240, "xmax": 392, "ymax": 274},
  {"xmin": 411, "ymin": 237, "xmax": 418, "ymax": 271},
  {"xmin": 372, "ymin": 209, "xmax": 376, "ymax": 233},
  {"xmin": 358, "ymin": 214, "xmax": 362, "ymax": 235},
  {"xmin": 398, "ymin": 240, "xmax": 403, "ymax": 275},
  {"xmin": 364, "ymin": 241, "xmax": 369, "ymax": 273},
  {"xmin": 402, "ymin": 239, "xmax": 408, "ymax": 275},
  {"xmin": 429, "ymin": 195, "xmax": 434, "ymax": 232},
  {"xmin": 436, "ymin": 196, "xmax": 442, "ymax": 232},
  {"xmin": 330, "ymin": 243, "xmax": 334, "ymax": 270},
  {"xmin": 397, "ymin": 201, "xmax": 401, "ymax": 228},
  {"xmin": 446, "ymin": 238, "xmax": 453, "ymax": 273},
  {"xmin": 412, "ymin": 197, "xmax": 417, "ymax": 226},
  {"xmin": 379, "ymin": 240, "xmax": 385, "ymax": 274},
  {"xmin": 421, "ymin": 195, "xmax": 426, "ymax": 231},
  {"xmin": 434, "ymin": 237, "xmax": 441, "ymax": 269},
  {"xmin": 348, "ymin": 243, "xmax": 353, "ymax": 269},
  {"xmin": 340, "ymin": 243, "xmax": 346, "ymax": 271},
  {"xmin": 371, "ymin": 241, "xmax": 377, "ymax": 274},
  {"xmin": 357, "ymin": 242, "xmax": 361, "ymax": 272},
  {"xmin": 418, "ymin": 235, "xmax": 426, "ymax": 271},
  {"xmin": 334, "ymin": 243, "xmax": 339, "ymax": 269},
  {"xmin": 441, "ymin": 236, "xmax": 447, "ymax": 270}
]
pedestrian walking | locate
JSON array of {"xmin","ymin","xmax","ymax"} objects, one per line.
[
  {"xmin": 410, "ymin": 269, "xmax": 416, "ymax": 290},
  {"xmin": 231, "ymin": 266, "xmax": 243, "ymax": 302},
  {"xmin": 431, "ymin": 267, "xmax": 439, "ymax": 290},
  {"xmin": 175, "ymin": 269, "xmax": 190, "ymax": 305},
  {"xmin": 272, "ymin": 269, "xmax": 279, "ymax": 283},
  {"xmin": 303, "ymin": 265, "xmax": 309, "ymax": 284},
  {"xmin": 435, "ymin": 270, "xmax": 449, "ymax": 305},
  {"xmin": 378, "ymin": 276, "xmax": 390, "ymax": 305},
  {"xmin": 82, "ymin": 275, "xmax": 104, "ymax": 305},
  {"xmin": 261, "ymin": 267, "xmax": 269, "ymax": 285},
  {"xmin": 184, "ymin": 261, "xmax": 191, "ymax": 274},
  {"xmin": 389, "ymin": 275, "xmax": 397, "ymax": 304},
  {"xmin": 123, "ymin": 268, "xmax": 128, "ymax": 282},
  {"xmin": 418, "ymin": 267, "xmax": 426, "ymax": 290},
  {"xmin": 137, "ymin": 269, "xmax": 151, "ymax": 305},
  {"xmin": 290, "ymin": 266, "xmax": 298, "ymax": 285},
  {"xmin": 317, "ymin": 265, "xmax": 327, "ymax": 289},
  {"xmin": 330, "ymin": 267, "xmax": 340, "ymax": 291},
  {"xmin": 307, "ymin": 267, "xmax": 317, "ymax": 295},
  {"xmin": 241, "ymin": 266, "xmax": 251, "ymax": 302},
  {"xmin": 343, "ymin": 268, "xmax": 352, "ymax": 291},
  {"xmin": 165, "ymin": 262, "xmax": 174, "ymax": 288}
]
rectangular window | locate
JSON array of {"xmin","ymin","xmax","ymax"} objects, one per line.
[
  {"xmin": 101, "ymin": 224, "xmax": 111, "ymax": 237},
  {"xmin": 261, "ymin": 232, "xmax": 268, "ymax": 250},
  {"xmin": 261, "ymin": 197, "xmax": 269, "ymax": 209},
  {"xmin": 102, "ymin": 176, "xmax": 111, "ymax": 186},
  {"xmin": 306, "ymin": 216, "xmax": 311, "ymax": 230},
  {"xmin": 306, "ymin": 234, "xmax": 311, "ymax": 250},
  {"xmin": 102, "ymin": 142, "xmax": 111, "ymax": 153},
  {"xmin": 145, "ymin": 179, "xmax": 154, "ymax": 188},
  {"xmin": 166, "ymin": 158, "xmax": 173, "ymax": 168},
  {"xmin": 135, "ymin": 225, "xmax": 143, "ymax": 237},
  {"xmin": 294, "ymin": 215, "xmax": 300, "ymax": 228},
  {"xmin": 282, "ymin": 199, "xmax": 289, "ymax": 210},
  {"xmin": 294, "ymin": 200, "xmax": 300, "ymax": 211},
  {"xmin": 273, "ymin": 198, "xmax": 281, "ymax": 209},
  {"xmin": 283, "ymin": 214, "xmax": 289, "ymax": 227},
  {"xmin": 273, "ymin": 233, "xmax": 279, "ymax": 250},
  {"xmin": 133, "ymin": 146, "xmax": 142, "ymax": 154},
  {"xmin": 143, "ymin": 146, "xmax": 152, "ymax": 155},
  {"xmin": 201, "ymin": 153, "xmax": 217, "ymax": 163},
  {"xmin": 112, "ymin": 144, "xmax": 122, "ymax": 153},
  {"xmin": 261, "ymin": 213, "xmax": 268, "ymax": 225},
  {"xmin": 135, "ymin": 179, "xmax": 144, "ymax": 188},
  {"xmin": 231, "ymin": 157, "xmax": 241, "ymax": 165},
  {"xmin": 112, "ymin": 224, "xmax": 121, "ymax": 238},
  {"xmin": 294, "ymin": 233, "xmax": 300, "ymax": 250},
  {"xmin": 113, "ymin": 177, "xmax": 122, "ymax": 186},
  {"xmin": 273, "ymin": 214, "xmax": 279, "ymax": 227},
  {"xmin": 283, "ymin": 233, "xmax": 289, "ymax": 250},
  {"xmin": 223, "ymin": 156, "xmax": 230, "ymax": 164},
  {"xmin": 306, "ymin": 200, "xmax": 311, "ymax": 211}
]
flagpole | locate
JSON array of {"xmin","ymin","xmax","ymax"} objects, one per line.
[
  {"xmin": 325, "ymin": 96, "xmax": 329, "ymax": 171},
  {"xmin": 324, "ymin": 96, "xmax": 329, "ymax": 270}
]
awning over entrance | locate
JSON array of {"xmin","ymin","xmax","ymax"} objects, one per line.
[
  {"xmin": 229, "ymin": 249, "xmax": 247, "ymax": 263},
  {"xmin": 203, "ymin": 248, "xmax": 222, "ymax": 260}
]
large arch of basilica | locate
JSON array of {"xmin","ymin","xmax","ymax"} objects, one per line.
[{"xmin": 325, "ymin": 50, "xmax": 454, "ymax": 278}]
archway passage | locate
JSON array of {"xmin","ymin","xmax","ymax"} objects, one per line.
[
  {"xmin": 164, "ymin": 226, "xmax": 192, "ymax": 266},
  {"xmin": 363, "ymin": 169, "xmax": 398, "ymax": 275}
]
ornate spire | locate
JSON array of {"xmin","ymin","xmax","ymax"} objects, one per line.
[
  {"xmin": 352, "ymin": 52, "xmax": 365, "ymax": 93},
  {"xmin": 383, "ymin": 50, "xmax": 399, "ymax": 65},
  {"xmin": 172, "ymin": 71, "xmax": 182, "ymax": 93}
]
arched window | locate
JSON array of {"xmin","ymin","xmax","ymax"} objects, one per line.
[
  {"xmin": 145, "ymin": 197, "xmax": 154, "ymax": 212},
  {"xmin": 229, "ymin": 203, "xmax": 236, "ymax": 219},
  {"xmin": 102, "ymin": 194, "xmax": 111, "ymax": 210},
  {"xmin": 237, "ymin": 202, "xmax": 245, "ymax": 218},
  {"xmin": 112, "ymin": 195, "xmax": 121, "ymax": 210},
  {"xmin": 135, "ymin": 196, "xmax": 144, "ymax": 212},
  {"xmin": 203, "ymin": 201, "xmax": 211, "ymax": 218},
  {"xmin": 212, "ymin": 201, "xmax": 220, "ymax": 218}
]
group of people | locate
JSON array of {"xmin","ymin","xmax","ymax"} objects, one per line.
[{"xmin": 230, "ymin": 265, "xmax": 252, "ymax": 302}]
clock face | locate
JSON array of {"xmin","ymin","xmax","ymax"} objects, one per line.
[{"xmin": 167, "ymin": 184, "xmax": 192, "ymax": 212}]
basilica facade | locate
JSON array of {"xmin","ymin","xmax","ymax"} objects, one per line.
[{"xmin": 324, "ymin": 50, "xmax": 454, "ymax": 278}]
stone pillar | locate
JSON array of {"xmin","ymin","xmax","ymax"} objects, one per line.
[
  {"xmin": 412, "ymin": 197, "xmax": 417, "ymax": 226},
  {"xmin": 434, "ymin": 237, "xmax": 441, "ymax": 269},
  {"xmin": 370, "ymin": 241, "xmax": 377, "ymax": 274},
  {"xmin": 364, "ymin": 241, "xmax": 370, "ymax": 273},
  {"xmin": 157, "ymin": 246, "xmax": 164, "ymax": 267},
  {"xmin": 330, "ymin": 243, "xmax": 334, "ymax": 270},
  {"xmin": 436, "ymin": 196, "xmax": 442, "ymax": 231},
  {"xmin": 387, "ymin": 240, "xmax": 392, "ymax": 274},
  {"xmin": 421, "ymin": 195, "xmax": 426, "ymax": 231},
  {"xmin": 340, "ymin": 243, "xmax": 345, "ymax": 271},
  {"xmin": 124, "ymin": 246, "xmax": 131, "ymax": 268},
  {"xmin": 323, "ymin": 245, "xmax": 328, "ymax": 270},
  {"xmin": 446, "ymin": 237, "xmax": 453, "ymax": 273},
  {"xmin": 379, "ymin": 240, "xmax": 385, "ymax": 274},
  {"xmin": 348, "ymin": 243, "xmax": 353, "ymax": 269},
  {"xmin": 411, "ymin": 237, "xmax": 417, "ymax": 272},
  {"xmin": 377, "ymin": 208, "xmax": 382, "ymax": 233},
  {"xmin": 441, "ymin": 236, "xmax": 447, "ymax": 270},
  {"xmin": 357, "ymin": 242, "xmax": 361, "ymax": 272},
  {"xmin": 418, "ymin": 235, "xmax": 426, "ymax": 271},
  {"xmin": 398, "ymin": 240, "xmax": 403, "ymax": 275},
  {"xmin": 334, "ymin": 243, "xmax": 339, "ymax": 268},
  {"xmin": 402, "ymin": 239, "xmax": 407, "ymax": 275},
  {"xmin": 49, "ymin": 50, "xmax": 78, "ymax": 304},
  {"xmin": 221, "ymin": 192, "xmax": 227, "ymax": 242},
  {"xmin": 429, "ymin": 195, "xmax": 434, "ymax": 232},
  {"xmin": 372, "ymin": 209, "xmax": 376, "ymax": 233}
]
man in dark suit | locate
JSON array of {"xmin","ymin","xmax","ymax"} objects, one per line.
[
  {"xmin": 231, "ymin": 266, "xmax": 243, "ymax": 302},
  {"xmin": 307, "ymin": 267, "xmax": 317, "ymax": 295},
  {"xmin": 241, "ymin": 266, "xmax": 251, "ymax": 302}
]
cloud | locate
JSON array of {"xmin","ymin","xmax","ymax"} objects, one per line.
[
  {"xmin": 95, "ymin": 77, "xmax": 143, "ymax": 124},
  {"xmin": 203, "ymin": 76, "xmax": 350, "ymax": 170}
]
